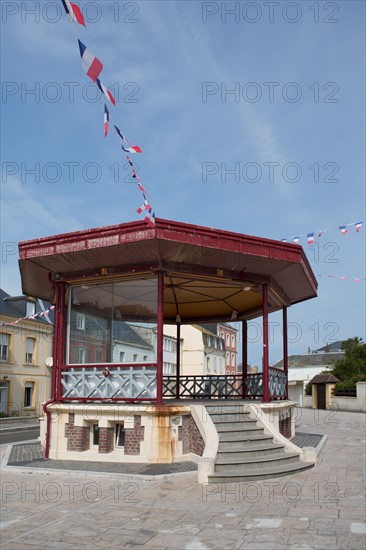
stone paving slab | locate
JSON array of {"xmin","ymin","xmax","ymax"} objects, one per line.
[{"xmin": 1, "ymin": 409, "xmax": 366, "ymax": 549}]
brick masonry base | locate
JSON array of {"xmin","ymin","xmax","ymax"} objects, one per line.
[
  {"xmin": 279, "ymin": 416, "xmax": 291, "ymax": 438},
  {"xmin": 124, "ymin": 416, "xmax": 145, "ymax": 455},
  {"xmin": 65, "ymin": 413, "xmax": 90, "ymax": 452},
  {"xmin": 98, "ymin": 427, "xmax": 114, "ymax": 454},
  {"xmin": 179, "ymin": 415, "xmax": 204, "ymax": 456}
]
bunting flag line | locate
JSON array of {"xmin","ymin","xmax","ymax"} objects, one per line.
[
  {"xmin": 61, "ymin": 1, "xmax": 86, "ymax": 26},
  {"xmin": 137, "ymin": 199, "xmax": 151, "ymax": 214},
  {"xmin": 307, "ymin": 233, "xmax": 315, "ymax": 246},
  {"xmin": 96, "ymin": 78, "xmax": 116, "ymax": 105},
  {"xmin": 114, "ymin": 125, "xmax": 142, "ymax": 153},
  {"xmin": 355, "ymin": 222, "xmax": 362, "ymax": 232},
  {"xmin": 0, "ymin": 306, "xmax": 55, "ymax": 327},
  {"xmin": 316, "ymin": 274, "xmax": 365, "ymax": 283},
  {"xmin": 104, "ymin": 104, "xmax": 109, "ymax": 138},
  {"xmin": 78, "ymin": 40, "xmax": 103, "ymax": 82},
  {"xmin": 281, "ymin": 220, "xmax": 363, "ymax": 246},
  {"xmin": 60, "ymin": 0, "xmax": 156, "ymax": 226}
]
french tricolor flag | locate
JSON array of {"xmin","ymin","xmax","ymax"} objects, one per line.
[
  {"xmin": 122, "ymin": 145, "xmax": 143, "ymax": 154},
  {"xmin": 78, "ymin": 40, "xmax": 103, "ymax": 82},
  {"xmin": 307, "ymin": 233, "xmax": 315, "ymax": 246},
  {"xmin": 144, "ymin": 211, "xmax": 156, "ymax": 227},
  {"xmin": 96, "ymin": 78, "xmax": 116, "ymax": 105},
  {"xmin": 293, "ymin": 236, "xmax": 300, "ymax": 244},
  {"xmin": 61, "ymin": 1, "xmax": 86, "ymax": 26},
  {"xmin": 104, "ymin": 104, "xmax": 109, "ymax": 138},
  {"xmin": 339, "ymin": 225, "xmax": 348, "ymax": 235},
  {"xmin": 137, "ymin": 200, "xmax": 150, "ymax": 214},
  {"xmin": 355, "ymin": 221, "xmax": 363, "ymax": 232},
  {"xmin": 114, "ymin": 125, "xmax": 142, "ymax": 153}
]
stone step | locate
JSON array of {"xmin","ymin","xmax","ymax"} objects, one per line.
[
  {"xmin": 217, "ymin": 443, "xmax": 285, "ymax": 459},
  {"xmin": 215, "ymin": 421, "xmax": 261, "ymax": 432},
  {"xmin": 215, "ymin": 452, "xmax": 300, "ymax": 472},
  {"xmin": 208, "ymin": 461, "xmax": 315, "ymax": 483},
  {"xmin": 218, "ymin": 435, "xmax": 274, "ymax": 449},
  {"xmin": 209, "ymin": 413, "xmax": 251, "ymax": 423},
  {"xmin": 205, "ymin": 404, "xmax": 247, "ymax": 414},
  {"xmin": 218, "ymin": 432, "xmax": 271, "ymax": 443}
]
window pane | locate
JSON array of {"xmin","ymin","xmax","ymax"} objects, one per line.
[
  {"xmin": 68, "ymin": 277, "xmax": 157, "ymax": 365},
  {"xmin": 92, "ymin": 424, "xmax": 99, "ymax": 446},
  {"xmin": 115, "ymin": 424, "xmax": 125, "ymax": 447}
]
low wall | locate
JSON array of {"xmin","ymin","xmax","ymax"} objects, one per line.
[
  {"xmin": 330, "ymin": 382, "xmax": 366, "ymax": 413},
  {"xmin": 42, "ymin": 403, "xmax": 205, "ymax": 463}
]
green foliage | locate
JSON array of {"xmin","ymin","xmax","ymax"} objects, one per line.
[
  {"xmin": 331, "ymin": 337, "xmax": 366, "ymax": 391},
  {"xmin": 305, "ymin": 382, "xmax": 312, "ymax": 396}
]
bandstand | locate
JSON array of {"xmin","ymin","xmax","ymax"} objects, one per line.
[{"xmin": 18, "ymin": 219, "xmax": 317, "ymax": 474}]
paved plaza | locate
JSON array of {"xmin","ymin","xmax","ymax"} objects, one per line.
[{"xmin": 1, "ymin": 408, "xmax": 365, "ymax": 549}]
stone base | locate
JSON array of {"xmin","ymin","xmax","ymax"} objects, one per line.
[{"xmin": 42, "ymin": 403, "xmax": 205, "ymax": 463}]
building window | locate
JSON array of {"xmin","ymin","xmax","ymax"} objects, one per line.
[
  {"xmin": 133, "ymin": 354, "xmax": 138, "ymax": 362},
  {"xmin": 115, "ymin": 424, "xmax": 125, "ymax": 447},
  {"xmin": 226, "ymin": 351, "xmax": 230, "ymax": 365},
  {"xmin": 231, "ymin": 353, "xmax": 235, "ymax": 367},
  {"xmin": 26, "ymin": 301, "xmax": 35, "ymax": 317},
  {"xmin": 163, "ymin": 362, "xmax": 176, "ymax": 375},
  {"xmin": 95, "ymin": 348, "xmax": 103, "ymax": 363},
  {"xmin": 0, "ymin": 334, "xmax": 10, "ymax": 361},
  {"xmin": 226, "ymin": 334, "xmax": 230, "ymax": 345},
  {"xmin": 231, "ymin": 335, "xmax": 235, "ymax": 347},
  {"xmin": 92, "ymin": 424, "xmax": 99, "ymax": 446},
  {"xmin": 119, "ymin": 351, "xmax": 125, "ymax": 363},
  {"xmin": 163, "ymin": 338, "xmax": 177, "ymax": 352},
  {"xmin": 75, "ymin": 346, "xmax": 86, "ymax": 364},
  {"xmin": 221, "ymin": 331, "xmax": 224, "ymax": 339},
  {"xmin": 76, "ymin": 313, "xmax": 85, "ymax": 331},
  {"xmin": 25, "ymin": 337, "xmax": 36, "ymax": 364},
  {"xmin": 143, "ymin": 355, "xmax": 148, "ymax": 362},
  {"xmin": 24, "ymin": 382, "xmax": 34, "ymax": 408}
]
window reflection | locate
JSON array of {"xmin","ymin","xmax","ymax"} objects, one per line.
[{"xmin": 67, "ymin": 277, "xmax": 158, "ymax": 365}]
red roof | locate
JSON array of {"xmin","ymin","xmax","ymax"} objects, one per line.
[{"xmin": 18, "ymin": 218, "xmax": 317, "ymax": 322}]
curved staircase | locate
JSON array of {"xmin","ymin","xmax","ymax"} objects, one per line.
[{"xmin": 206, "ymin": 404, "xmax": 314, "ymax": 483}]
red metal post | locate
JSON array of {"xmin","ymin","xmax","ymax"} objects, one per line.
[
  {"xmin": 57, "ymin": 282, "xmax": 66, "ymax": 402},
  {"xmin": 156, "ymin": 271, "xmax": 164, "ymax": 404},
  {"xmin": 241, "ymin": 320, "xmax": 248, "ymax": 399},
  {"xmin": 50, "ymin": 285, "xmax": 59, "ymax": 401},
  {"xmin": 262, "ymin": 284, "xmax": 270, "ymax": 403},
  {"xmin": 175, "ymin": 322, "xmax": 181, "ymax": 399},
  {"xmin": 283, "ymin": 306, "xmax": 289, "ymax": 400}
]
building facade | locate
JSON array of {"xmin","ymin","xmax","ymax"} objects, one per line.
[
  {"xmin": 0, "ymin": 290, "xmax": 53, "ymax": 416},
  {"xmin": 273, "ymin": 342, "xmax": 345, "ymax": 407}
]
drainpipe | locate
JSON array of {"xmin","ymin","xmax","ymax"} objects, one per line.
[{"xmin": 43, "ymin": 399, "xmax": 55, "ymax": 459}]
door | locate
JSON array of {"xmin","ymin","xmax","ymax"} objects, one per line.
[
  {"xmin": 0, "ymin": 382, "xmax": 8, "ymax": 413},
  {"xmin": 317, "ymin": 384, "xmax": 326, "ymax": 409}
]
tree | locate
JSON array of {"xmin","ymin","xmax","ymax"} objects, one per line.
[{"xmin": 331, "ymin": 337, "xmax": 366, "ymax": 390}]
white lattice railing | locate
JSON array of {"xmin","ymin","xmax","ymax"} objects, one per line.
[
  {"xmin": 61, "ymin": 366, "xmax": 157, "ymax": 399},
  {"xmin": 269, "ymin": 367, "xmax": 287, "ymax": 398}
]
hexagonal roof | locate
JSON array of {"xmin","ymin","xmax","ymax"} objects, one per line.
[{"xmin": 18, "ymin": 218, "xmax": 317, "ymax": 322}]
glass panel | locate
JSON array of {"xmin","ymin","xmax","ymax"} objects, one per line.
[
  {"xmin": 115, "ymin": 424, "xmax": 125, "ymax": 447},
  {"xmin": 67, "ymin": 277, "xmax": 158, "ymax": 365}
]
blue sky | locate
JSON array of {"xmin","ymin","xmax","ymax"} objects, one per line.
[{"xmin": 1, "ymin": 1, "xmax": 365, "ymax": 366}]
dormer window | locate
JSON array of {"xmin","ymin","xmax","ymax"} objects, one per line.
[{"xmin": 26, "ymin": 301, "xmax": 35, "ymax": 317}]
